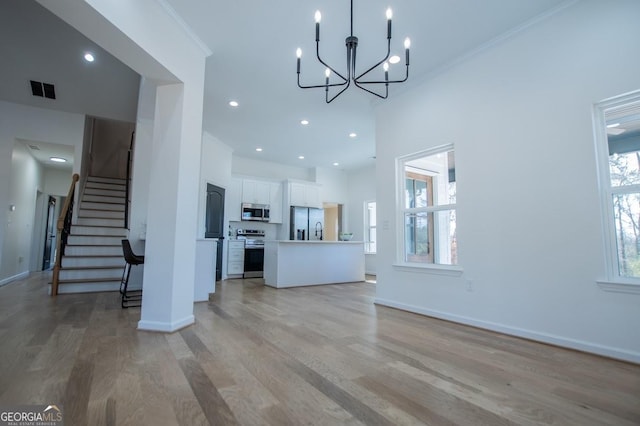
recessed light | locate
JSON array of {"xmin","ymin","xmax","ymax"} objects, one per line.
[
  {"xmin": 229, "ymin": 100, "xmax": 239, "ymax": 107},
  {"xmin": 349, "ymin": 132, "xmax": 357, "ymax": 138},
  {"xmin": 256, "ymin": 147, "xmax": 263, "ymax": 152},
  {"xmin": 50, "ymin": 157, "xmax": 67, "ymax": 163},
  {"xmin": 389, "ymin": 55, "xmax": 400, "ymax": 64},
  {"xmin": 301, "ymin": 119, "xmax": 309, "ymax": 125},
  {"xmin": 84, "ymin": 52, "xmax": 94, "ymax": 62},
  {"xmin": 333, "ymin": 162, "xmax": 339, "ymax": 166},
  {"xmin": 298, "ymin": 155, "xmax": 305, "ymax": 160}
]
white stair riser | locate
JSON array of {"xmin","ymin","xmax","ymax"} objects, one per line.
[
  {"xmin": 59, "ymin": 268, "xmax": 123, "ymax": 280},
  {"xmin": 56, "ymin": 282, "xmax": 122, "ymax": 294},
  {"xmin": 86, "ymin": 177, "xmax": 126, "ymax": 185},
  {"xmin": 83, "ymin": 194, "xmax": 125, "ymax": 204},
  {"xmin": 62, "ymin": 256, "xmax": 124, "ymax": 268},
  {"xmin": 85, "ymin": 188, "xmax": 126, "ymax": 198},
  {"xmin": 81, "ymin": 202, "xmax": 125, "ymax": 211},
  {"xmin": 71, "ymin": 225, "xmax": 126, "ymax": 236},
  {"xmin": 76, "ymin": 217, "xmax": 125, "ymax": 227},
  {"xmin": 65, "ymin": 245, "xmax": 122, "ymax": 256},
  {"xmin": 67, "ymin": 235, "xmax": 125, "ymax": 246},
  {"xmin": 78, "ymin": 209, "xmax": 123, "ymax": 219}
]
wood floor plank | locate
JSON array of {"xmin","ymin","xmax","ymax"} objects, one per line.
[{"xmin": 0, "ymin": 273, "xmax": 638, "ymax": 425}]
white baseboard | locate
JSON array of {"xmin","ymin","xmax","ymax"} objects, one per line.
[
  {"xmin": 0, "ymin": 271, "xmax": 29, "ymax": 287},
  {"xmin": 138, "ymin": 315, "xmax": 195, "ymax": 333},
  {"xmin": 374, "ymin": 298, "xmax": 640, "ymax": 364}
]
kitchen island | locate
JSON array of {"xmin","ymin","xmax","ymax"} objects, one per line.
[{"xmin": 264, "ymin": 240, "xmax": 365, "ymax": 288}]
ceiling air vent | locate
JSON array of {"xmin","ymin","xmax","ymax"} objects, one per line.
[
  {"xmin": 28, "ymin": 145, "xmax": 40, "ymax": 150},
  {"xmin": 30, "ymin": 80, "xmax": 56, "ymax": 99}
]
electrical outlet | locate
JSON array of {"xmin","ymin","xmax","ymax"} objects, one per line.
[{"xmin": 466, "ymin": 279, "xmax": 473, "ymax": 292}]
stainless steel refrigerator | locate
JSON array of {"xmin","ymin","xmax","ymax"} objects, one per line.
[{"xmin": 290, "ymin": 206, "xmax": 324, "ymax": 240}]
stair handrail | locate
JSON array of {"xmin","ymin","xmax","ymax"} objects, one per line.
[
  {"xmin": 125, "ymin": 131, "xmax": 134, "ymax": 230},
  {"xmin": 51, "ymin": 173, "xmax": 79, "ymax": 296}
]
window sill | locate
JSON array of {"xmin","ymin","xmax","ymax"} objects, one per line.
[
  {"xmin": 393, "ymin": 263, "xmax": 463, "ymax": 276},
  {"xmin": 596, "ymin": 280, "xmax": 640, "ymax": 295}
]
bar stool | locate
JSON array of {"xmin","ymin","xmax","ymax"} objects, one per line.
[{"xmin": 120, "ymin": 239, "xmax": 144, "ymax": 308}]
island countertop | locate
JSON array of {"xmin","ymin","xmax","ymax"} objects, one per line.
[{"xmin": 264, "ymin": 240, "xmax": 365, "ymax": 288}]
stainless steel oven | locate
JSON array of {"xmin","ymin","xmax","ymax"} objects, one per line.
[{"xmin": 237, "ymin": 229, "xmax": 265, "ymax": 278}]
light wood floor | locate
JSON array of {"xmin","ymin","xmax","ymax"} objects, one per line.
[{"xmin": 0, "ymin": 273, "xmax": 638, "ymax": 425}]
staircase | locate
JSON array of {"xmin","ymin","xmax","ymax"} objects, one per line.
[{"xmin": 54, "ymin": 176, "xmax": 128, "ymax": 294}]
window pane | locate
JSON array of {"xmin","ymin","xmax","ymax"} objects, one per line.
[
  {"xmin": 405, "ymin": 212, "xmax": 432, "ymax": 263},
  {"xmin": 369, "ymin": 228, "xmax": 376, "ymax": 253},
  {"xmin": 415, "ymin": 179, "xmax": 428, "ymax": 207},
  {"xmin": 613, "ymin": 192, "xmax": 640, "ymax": 277},
  {"xmin": 405, "ymin": 178, "xmax": 414, "ymax": 208},
  {"xmin": 609, "ymin": 151, "xmax": 640, "ymax": 187},
  {"xmin": 404, "ymin": 209, "xmax": 457, "ymax": 265}
]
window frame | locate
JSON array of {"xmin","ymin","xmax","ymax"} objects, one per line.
[
  {"xmin": 364, "ymin": 200, "xmax": 376, "ymax": 254},
  {"xmin": 593, "ymin": 90, "xmax": 640, "ymax": 294},
  {"xmin": 395, "ymin": 143, "xmax": 461, "ymax": 273}
]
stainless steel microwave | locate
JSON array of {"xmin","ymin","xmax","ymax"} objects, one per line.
[{"xmin": 241, "ymin": 203, "xmax": 270, "ymax": 222}]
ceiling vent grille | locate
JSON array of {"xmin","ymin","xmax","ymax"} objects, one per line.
[
  {"xmin": 30, "ymin": 80, "xmax": 56, "ymax": 99},
  {"xmin": 28, "ymin": 145, "xmax": 40, "ymax": 150}
]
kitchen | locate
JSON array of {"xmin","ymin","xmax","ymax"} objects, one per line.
[{"xmin": 215, "ymin": 175, "xmax": 366, "ymax": 287}]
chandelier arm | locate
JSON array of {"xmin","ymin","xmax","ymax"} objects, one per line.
[
  {"xmin": 316, "ymin": 42, "xmax": 348, "ymax": 82},
  {"xmin": 326, "ymin": 79, "xmax": 352, "ymax": 103},
  {"xmin": 353, "ymin": 39, "xmax": 391, "ymax": 81},
  {"xmin": 354, "ymin": 65, "xmax": 409, "ymax": 85},
  {"xmin": 298, "ymin": 72, "xmax": 349, "ymax": 89},
  {"xmin": 353, "ymin": 80, "xmax": 388, "ymax": 99}
]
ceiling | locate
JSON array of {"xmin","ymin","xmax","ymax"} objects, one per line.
[{"xmin": 1, "ymin": 0, "xmax": 571, "ymax": 172}]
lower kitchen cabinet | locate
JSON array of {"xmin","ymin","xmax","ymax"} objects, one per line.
[{"xmin": 227, "ymin": 240, "xmax": 245, "ymax": 276}]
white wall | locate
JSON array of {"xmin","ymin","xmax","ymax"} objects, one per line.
[
  {"xmin": 347, "ymin": 165, "xmax": 377, "ymax": 275},
  {"xmin": 40, "ymin": 0, "xmax": 210, "ymax": 332},
  {"xmin": 375, "ymin": 0, "xmax": 640, "ymax": 363},
  {"xmin": 1, "ymin": 143, "xmax": 44, "ymax": 283},
  {"xmin": 0, "ymin": 101, "xmax": 84, "ymax": 284},
  {"xmin": 43, "ymin": 168, "xmax": 74, "ymax": 196},
  {"xmin": 232, "ymin": 155, "xmax": 312, "ymax": 181},
  {"xmin": 313, "ymin": 167, "xmax": 348, "ymax": 205}
]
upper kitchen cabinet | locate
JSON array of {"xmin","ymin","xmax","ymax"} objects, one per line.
[
  {"xmin": 289, "ymin": 181, "xmax": 322, "ymax": 209},
  {"xmin": 242, "ymin": 179, "xmax": 270, "ymax": 205},
  {"xmin": 227, "ymin": 178, "xmax": 243, "ymax": 222},
  {"xmin": 269, "ymin": 182, "xmax": 283, "ymax": 223}
]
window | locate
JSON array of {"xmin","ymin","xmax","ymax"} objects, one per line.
[
  {"xmin": 398, "ymin": 145, "xmax": 457, "ymax": 266},
  {"xmin": 365, "ymin": 201, "xmax": 376, "ymax": 253},
  {"xmin": 594, "ymin": 91, "xmax": 640, "ymax": 291}
]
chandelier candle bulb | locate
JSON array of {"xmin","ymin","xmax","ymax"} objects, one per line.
[
  {"xmin": 404, "ymin": 38, "xmax": 411, "ymax": 65},
  {"xmin": 386, "ymin": 8, "xmax": 392, "ymax": 39},
  {"xmin": 315, "ymin": 10, "xmax": 321, "ymax": 41},
  {"xmin": 383, "ymin": 62, "xmax": 389, "ymax": 83},
  {"xmin": 296, "ymin": 48, "xmax": 301, "ymax": 73}
]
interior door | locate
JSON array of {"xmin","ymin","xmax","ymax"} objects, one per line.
[
  {"xmin": 42, "ymin": 196, "xmax": 56, "ymax": 270},
  {"xmin": 205, "ymin": 183, "xmax": 225, "ymax": 281}
]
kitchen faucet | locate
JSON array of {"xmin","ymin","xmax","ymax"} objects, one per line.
[{"xmin": 315, "ymin": 221, "xmax": 323, "ymax": 240}]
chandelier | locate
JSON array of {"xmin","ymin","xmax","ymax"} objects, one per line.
[{"xmin": 296, "ymin": 0, "xmax": 410, "ymax": 103}]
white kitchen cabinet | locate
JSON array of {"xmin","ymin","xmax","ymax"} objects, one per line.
[
  {"xmin": 242, "ymin": 179, "xmax": 270, "ymax": 205},
  {"xmin": 227, "ymin": 178, "xmax": 243, "ymax": 222},
  {"xmin": 227, "ymin": 240, "xmax": 245, "ymax": 276},
  {"xmin": 269, "ymin": 182, "xmax": 283, "ymax": 223},
  {"xmin": 289, "ymin": 182, "xmax": 322, "ymax": 208}
]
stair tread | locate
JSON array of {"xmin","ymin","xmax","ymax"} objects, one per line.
[
  {"xmin": 72, "ymin": 224, "xmax": 125, "ymax": 229},
  {"xmin": 60, "ymin": 265, "xmax": 123, "ymax": 270},
  {"xmin": 54, "ymin": 278, "xmax": 122, "ymax": 284},
  {"xmin": 64, "ymin": 254, "xmax": 123, "ymax": 258},
  {"xmin": 66, "ymin": 244, "xmax": 121, "ymax": 247}
]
